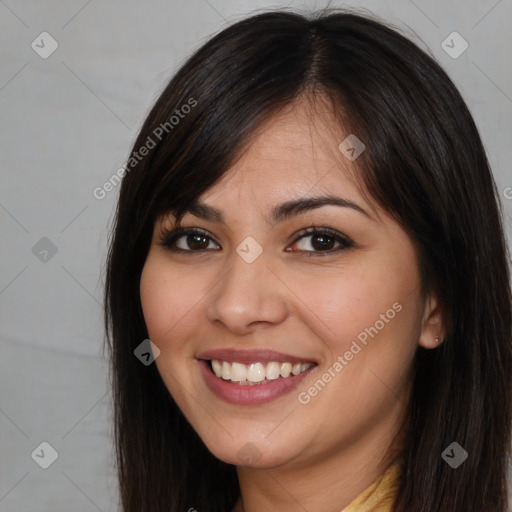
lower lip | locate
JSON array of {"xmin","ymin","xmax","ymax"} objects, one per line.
[{"xmin": 198, "ymin": 360, "xmax": 315, "ymax": 405}]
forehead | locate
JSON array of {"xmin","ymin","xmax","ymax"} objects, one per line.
[
  {"xmin": 233, "ymin": 96, "xmax": 348, "ymax": 174},
  {"xmin": 200, "ymin": 97, "xmax": 375, "ymax": 216}
]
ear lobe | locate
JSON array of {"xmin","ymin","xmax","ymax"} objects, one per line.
[{"xmin": 418, "ymin": 295, "xmax": 445, "ymax": 349}]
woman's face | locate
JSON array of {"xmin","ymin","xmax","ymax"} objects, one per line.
[{"xmin": 140, "ymin": 98, "xmax": 441, "ymax": 469}]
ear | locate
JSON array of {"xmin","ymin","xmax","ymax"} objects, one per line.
[{"xmin": 418, "ymin": 294, "xmax": 445, "ymax": 349}]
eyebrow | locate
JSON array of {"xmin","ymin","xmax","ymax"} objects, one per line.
[{"xmin": 173, "ymin": 195, "xmax": 373, "ymax": 226}]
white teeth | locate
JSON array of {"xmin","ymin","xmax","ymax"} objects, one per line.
[
  {"xmin": 209, "ymin": 359, "xmax": 314, "ymax": 384},
  {"xmin": 211, "ymin": 359, "xmax": 222, "ymax": 378},
  {"xmin": 266, "ymin": 362, "xmax": 281, "ymax": 380},
  {"xmin": 280, "ymin": 362, "xmax": 292, "ymax": 378},
  {"xmin": 221, "ymin": 361, "xmax": 232, "ymax": 380},
  {"xmin": 247, "ymin": 362, "xmax": 266, "ymax": 382},
  {"xmin": 231, "ymin": 362, "xmax": 247, "ymax": 382}
]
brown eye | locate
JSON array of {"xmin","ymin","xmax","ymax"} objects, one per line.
[
  {"xmin": 309, "ymin": 233, "xmax": 336, "ymax": 251},
  {"xmin": 289, "ymin": 227, "xmax": 353, "ymax": 256},
  {"xmin": 159, "ymin": 228, "xmax": 220, "ymax": 253},
  {"xmin": 184, "ymin": 234, "xmax": 210, "ymax": 251}
]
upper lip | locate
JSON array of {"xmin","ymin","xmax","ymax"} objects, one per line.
[{"xmin": 197, "ymin": 348, "xmax": 317, "ymax": 365}]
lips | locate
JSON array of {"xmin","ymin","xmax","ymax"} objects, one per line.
[{"xmin": 197, "ymin": 349, "xmax": 317, "ymax": 405}]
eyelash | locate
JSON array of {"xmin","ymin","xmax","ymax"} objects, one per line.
[{"xmin": 157, "ymin": 226, "xmax": 354, "ymax": 257}]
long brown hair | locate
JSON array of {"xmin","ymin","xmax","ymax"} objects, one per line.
[{"xmin": 104, "ymin": 8, "xmax": 512, "ymax": 511}]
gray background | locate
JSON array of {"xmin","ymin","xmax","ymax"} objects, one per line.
[{"xmin": 1, "ymin": 0, "xmax": 511, "ymax": 510}]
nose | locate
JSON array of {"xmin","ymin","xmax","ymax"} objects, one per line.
[{"xmin": 205, "ymin": 247, "xmax": 289, "ymax": 335}]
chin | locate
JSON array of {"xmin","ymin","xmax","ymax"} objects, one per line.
[{"xmin": 199, "ymin": 431, "xmax": 298, "ymax": 469}]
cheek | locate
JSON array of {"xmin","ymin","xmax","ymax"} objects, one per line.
[
  {"xmin": 139, "ymin": 256, "xmax": 202, "ymax": 345},
  {"xmin": 293, "ymin": 253, "xmax": 422, "ymax": 378},
  {"xmin": 139, "ymin": 257, "xmax": 204, "ymax": 408},
  {"xmin": 295, "ymin": 271, "xmax": 419, "ymax": 425},
  {"xmin": 294, "ymin": 267, "xmax": 405, "ymax": 348}
]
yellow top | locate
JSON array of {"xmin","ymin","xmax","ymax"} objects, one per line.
[{"xmin": 341, "ymin": 459, "xmax": 402, "ymax": 512}]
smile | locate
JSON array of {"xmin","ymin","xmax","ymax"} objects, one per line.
[
  {"xmin": 210, "ymin": 359, "xmax": 315, "ymax": 385},
  {"xmin": 197, "ymin": 349, "xmax": 318, "ymax": 405}
]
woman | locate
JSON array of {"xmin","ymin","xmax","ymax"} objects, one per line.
[{"xmin": 104, "ymin": 8, "xmax": 512, "ymax": 512}]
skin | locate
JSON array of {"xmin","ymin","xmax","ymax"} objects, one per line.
[{"xmin": 140, "ymin": 96, "xmax": 444, "ymax": 512}]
